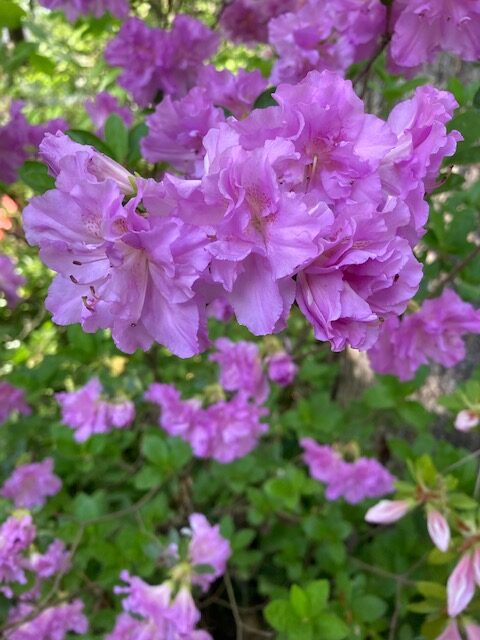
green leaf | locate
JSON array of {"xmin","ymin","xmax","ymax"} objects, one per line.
[
  {"xmin": 416, "ymin": 581, "xmax": 445, "ymax": 600},
  {"xmin": 17, "ymin": 161, "xmax": 54, "ymax": 193},
  {"xmin": 0, "ymin": 0, "xmax": 25, "ymax": 28},
  {"xmin": 352, "ymin": 594, "xmax": 387, "ymax": 622},
  {"xmin": 104, "ymin": 113, "xmax": 129, "ymax": 163},
  {"xmin": 127, "ymin": 122, "xmax": 148, "ymax": 166},
  {"xmin": 72, "ymin": 491, "xmax": 107, "ymax": 522},
  {"xmin": 192, "ymin": 563, "xmax": 215, "ymax": 575},
  {"xmin": 315, "ymin": 613, "xmax": 349, "ymax": 640},
  {"xmin": 305, "ymin": 580, "xmax": 329, "ymax": 613},
  {"xmin": 473, "ymin": 86, "xmax": 480, "ymax": 110},
  {"xmin": 290, "ymin": 585, "xmax": 310, "ymax": 619},
  {"xmin": 264, "ymin": 599, "xmax": 290, "ymax": 632},
  {"xmin": 253, "ymin": 87, "xmax": 277, "ymax": 109},
  {"xmin": 66, "ymin": 129, "xmax": 114, "ymax": 157},
  {"xmin": 141, "ymin": 435, "xmax": 168, "ymax": 467},
  {"xmin": 28, "ymin": 52, "xmax": 55, "ymax": 75}
]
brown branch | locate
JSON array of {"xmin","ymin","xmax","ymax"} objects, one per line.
[{"xmin": 431, "ymin": 244, "xmax": 480, "ymax": 296}]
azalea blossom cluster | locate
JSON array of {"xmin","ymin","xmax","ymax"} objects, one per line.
[
  {"xmin": 107, "ymin": 513, "xmax": 230, "ymax": 639},
  {"xmin": 39, "ymin": 0, "xmax": 128, "ymax": 21},
  {"xmin": 0, "ymin": 101, "xmax": 67, "ymax": 185},
  {"xmin": 0, "ymin": 382, "xmax": 31, "ymax": 425},
  {"xmin": 368, "ymin": 289, "xmax": 480, "ymax": 381},
  {"xmin": 1, "ymin": 458, "xmax": 62, "ymax": 509},
  {"xmin": 104, "ymin": 16, "xmax": 220, "ymax": 106},
  {"xmin": 0, "ymin": 256, "xmax": 25, "ymax": 309},
  {"xmin": 23, "ymin": 73, "xmax": 460, "ymax": 359},
  {"xmin": 145, "ymin": 337, "xmax": 296, "ymax": 463},
  {"xmin": 56, "ymin": 377, "xmax": 135, "ymax": 442},
  {"xmin": 301, "ymin": 437, "xmax": 395, "ymax": 504},
  {"xmin": 221, "ymin": 0, "xmax": 480, "ymax": 82},
  {"xmin": 0, "ymin": 512, "xmax": 70, "ymax": 596}
]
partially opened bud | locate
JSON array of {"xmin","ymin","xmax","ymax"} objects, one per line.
[
  {"xmin": 447, "ymin": 552, "xmax": 475, "ymax": 617},
  {"xmin": 472, "ymin": 546, "xmax": 480, "ymax": 586},
  {"xmin": 454, "ymin": 410, "xmax": 479, "ymax": 432},
  {"xmin": 427, "ymin": 510, "xmax": 450, "ymax": 552},
  {"xmin": 365, "ymin": 499, "xmax": 411, "ymax": 524},
  {"xmin": 436, "ymin": 621, "xmax": 462, "ymax": 640},
  {"xmin": 465, "ymin": 623, "xmax": 480, "ymax": 640}
]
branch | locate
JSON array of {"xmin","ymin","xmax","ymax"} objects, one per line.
[{"xmin": 431, "ymin": 244, "xmax": 480, "ymax": 296}]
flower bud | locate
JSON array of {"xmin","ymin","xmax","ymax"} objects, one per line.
[
  {"xmin": 465, "ymin": 623, "xmax": 480, "ymax": 640},
  {"xmin": 169, "ymin": 585, "xmax": 200, "ymax": 635},
  {"xmin": 365, "ymin": 499, "xmax": 411, "ymax": 524},
  {"xmin": 454, "ymin": 410, "xmax": 479, "ymax": 432},
  {"xmin": 88, "ymin": 154, "xmax": 136, "ymax": 195},
  {"xmin": 427, "ymin": 510, "xmax": 450, "ymax": 552},
  {"xmin": 447, "ymin": 552, "xmax": 475, "ymax": 617},
  {"xmin": 436, "ymin": 621, "xmax": 462, "ymax": 640}
]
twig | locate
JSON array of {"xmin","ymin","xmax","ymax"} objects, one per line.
[
  {"xmin": 442, "ymin": 448, "xmax": 480, "ymax": 473},
  {"xmin": 388, "ymin": 583, "xmax": 402, "ymax": 640},
  {"xmin": 431, "ymin": 245, "xmax": 480, "ymax": 296},
  {"xmin": 224, "ymin": 570, "xmax": 243, "ymax": 640}
]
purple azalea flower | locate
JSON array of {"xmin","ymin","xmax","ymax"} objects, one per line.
[
  {"xmin": 301, "ymin": 438, "xmax": 395, "ymax": 504},
  {"xmin": 390, "ymin": 0, "xmax": 480, "ymax": 72},
  {"xmin": 1, "ymin": 458, "xmax": 62, "ymax": 509},
  {"xmin": 368, "ymin": 289, "xmax": 480, "ymax": 381},
  {"xmin": 105, "ymin": 16, "xmax": 219, "ymax": 106},
  {"xmin": 210, "ymin": 337, "xmax": 269, "ymax": 402},
  {"xmin": 220, "ymin": 0, "xmax": 299, "ymax": 44},
  {"xmin": 188, "ymin": 513, "xmax": 231, "ymax": 591},
  {"xmin": 198, "ymin": 65, "xmax": 268, "ymax": 119},
  {"xmin": 27, "ymin": 540, "xmax": 70, "ymax": 579},
  {"xmin": 145, "ymin": 383, "xmax": 268, "ymax": 463},
  {"xmin": 23, "ymin": 133, "xmax": 211, "ymax": 357},
  {"xmin": 5, "ymin": 600, "xmax": 88, "ymax": 640},
  {"xmin": 0, "ymin": 255, "xmax": 25, "ymax": 308},
  {"xmin": 142, "ymin": 87, "xmax": 225, "ymax": 177},
  {"xmin": 0, "ymin": 515, "xmax": 36, "ymax": 587},
  {"xmin": 85, "ymin": 91, "xmax": 133, "ymax": 137},
  {"xmin": 56, "ymin": 378, "xmax": 135, "ymax": 441},
  {"xmin": 0, "ymin": 101, "xmax": 67, "ymax": 184},
  {"xmin": 0, "ymin": 382, "xmax": 31, "ymax": 425},
  {"xmin": 266, "ymin": 352, "xmax": 297, "ymax": 386}
]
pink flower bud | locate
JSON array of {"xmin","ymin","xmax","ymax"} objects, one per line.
[
  {"xmin": 427, "ymin": 510, "xmax": 450, "ymax": 552},
  {"xmin": 365, "ymin": 499, "xmax": 411, "ymax": 524},
  {"xmin": 88, "ymin": 154, "xmax": 136, "ymax": 194},
  {"xmin": 436, "ymin": 621, "xmax": 462, "ymax": 640},
  {"xmin": 473, "ymin": 546, "xmax": 480, "ymax": 586},
  {"xmin": 465, "ymin": 623, "xmax": 480, "ymax": 640},
  {"xmin": 447, "ymin": 552, "xmax": 475, "ymax": 617},
  {"xmin": 454, "ymin": 410, "xmax": 479, "ymax": 432}
]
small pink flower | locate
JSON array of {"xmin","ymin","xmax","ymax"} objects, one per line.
[
  {"xmin": 436, "ymin": 621, "xmax": 462, "ymax": 640},
  {"xmin": 473, "ymin": 546, "xmax": 480, "ymax": 586},
  {"xmin": 447, "ymin": 552, "xmax": 476, "ymax": 617},
  {"xmin": 365, "ymin": 499, "xmax": 411, "ymax": 524},
  {"xmin": 455, "ymin": 410, "xmax": 479, "ymax": 432},
  {"xmin": 427, "ymin": 510, "xmax": 450, "ymax": 552}
]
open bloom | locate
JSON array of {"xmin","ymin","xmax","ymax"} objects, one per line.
[
  {"xmin": 24, "ymin": 133, "xmax": 211, "ymax": 357},
  {"xmin": 145, "ymin": 383, "xmax": 268, "ymax": 463},
  {"xmin": 0, "ymin": 382, "xmax": 31, "ymax": 425},
  {"xmin": 1, "ymin": 458, "xmax": 61, "ymax": 509},
  {"xmin": 0, "ymin": 255, "xmax": 25, "ymax": 308},
  {"xmin": 0, "ymin": 101, "xmax": 67, "ymax": 184},
  {"xmin": 188, "ymin": 513, "xmax": 231, "ymax": 591},
  {"xmin": 0, "ymin": 515, "xmax": 36, "ymax": 587},
  {"xmin": 209, "ymin": 338, "xmax": 269, "ymax": 402},
  {"xmin": 5, "ymin": 600, "xmax": 88, "ymax": 640},
  {"xmin": 302, "ymin": 438, "xmax": 395, "ymax": 504},
  {"xmin": 368, "ymin": 289, "xmax": 480, "ymax": 381},
  {"xmin": 56, "ymin": 378, "xmax": 134, "ymax": 442}
]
